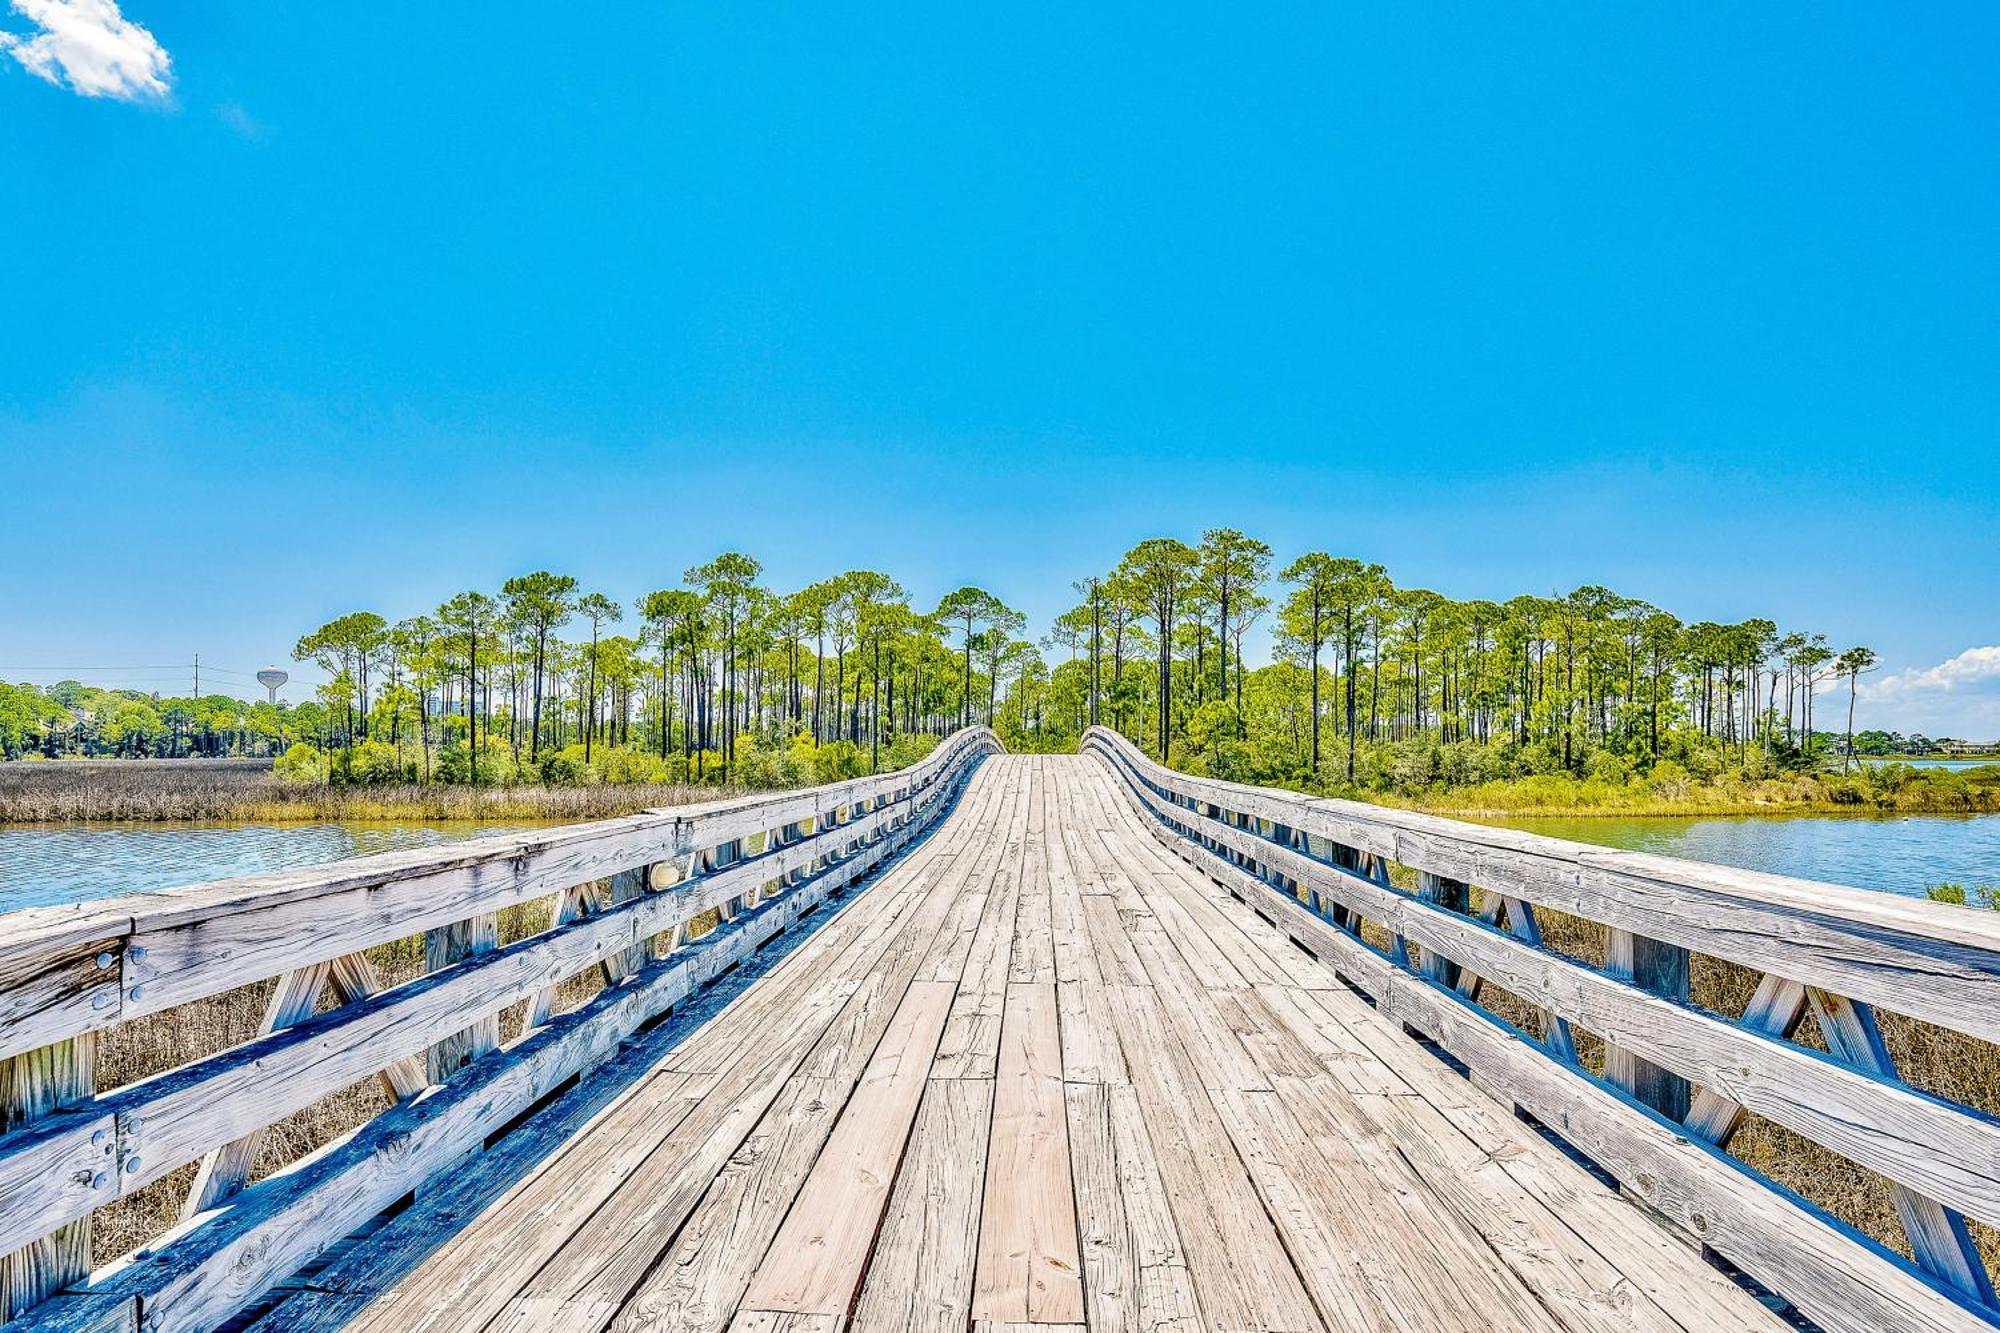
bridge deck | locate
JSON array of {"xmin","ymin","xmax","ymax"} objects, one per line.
[{"xmin": 251, "ymin": 755, "xmax": 1788, "ymax": 1333}]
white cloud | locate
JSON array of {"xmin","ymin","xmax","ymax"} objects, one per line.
[
  {"xmin": 1864, "ymin": 646, "xmax": 2000, "ymax": 699},
  {"xmin": 1853, "ymin": 645, "xmax": 2000, "ymax": 739},
  {"xmin": 1, "ymin": 0, "xmax": 170, "ymax": 101}
]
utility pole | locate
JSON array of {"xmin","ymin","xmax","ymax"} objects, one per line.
[{"xmin": 193, "ymin": 653, "xmax": 200, "ymax": 697}]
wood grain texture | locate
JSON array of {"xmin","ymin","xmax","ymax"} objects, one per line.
[
  {"xmin": 25, "ymin": 746, "xmax": 1958, "ymax": 1333},
  {"xmin": 1093, "ymin": 738, "xmax": 1995, "ymax": 1333},
  {"xmin": 972, "ymin": 981, "xmax": 1083, "ymax": 1326},
  {"xmin": 1085, "ymin": 727, "xmax": 2000, "ymax": 1044},
  {"xmin": 1093, "ymin": 730, "xmax": 2000, "ymax": 1234}
]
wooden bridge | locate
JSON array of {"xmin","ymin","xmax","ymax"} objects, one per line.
[{"xmin": 3, "ymin": 729, "xmax": 1999, "ymax": 1332}]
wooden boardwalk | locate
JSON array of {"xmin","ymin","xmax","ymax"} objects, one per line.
[{"xmin": 250, "ymin": 755, "xmax": 1785, "ymax": 1333}]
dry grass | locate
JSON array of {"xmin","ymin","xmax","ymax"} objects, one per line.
[{"xmin": 0, "ymin": 759, "xmax": 736, "ymax": 824}]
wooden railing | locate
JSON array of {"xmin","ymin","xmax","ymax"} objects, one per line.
[
  {"xmin": 0, "ymin": 727, "xmax": 998, "ymax": 1333},
  {"xmin": 1084, "ymin": 725, "xmax": 2000, "ymax": 1333}
]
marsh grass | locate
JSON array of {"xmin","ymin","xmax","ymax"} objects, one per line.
[
  {"xmin": 0, "ymin": 760, "xmax": 734, "ymax": 824},
  {"xmin": 1384, "ymin": 764, "xmax": 2000, "ymax": 819}
]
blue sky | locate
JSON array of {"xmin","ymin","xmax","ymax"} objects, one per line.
[{"xmin": 4, "ymin": 5, "xmax": 1997, "ymax": 732}]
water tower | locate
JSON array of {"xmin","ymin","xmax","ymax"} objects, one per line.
[{"xmin": 256, "ymin": 666, "xmax": 289, "ymax": 704}]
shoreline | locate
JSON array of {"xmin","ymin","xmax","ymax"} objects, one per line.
[{"xmin": 1396, "ymin": 798, "xmax": 1999, "ymax": 821}]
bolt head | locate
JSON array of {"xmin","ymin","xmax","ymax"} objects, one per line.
[{"xmin": 96, "ymin": 951, "xmax": 115, "ymax": 970}]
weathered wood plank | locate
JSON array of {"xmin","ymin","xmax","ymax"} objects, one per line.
[
  {"xmin": 740, "ymin": 980, "xmax": 956, "ymax": 1315},
  {"xmin": 0, "ymin": 1032, "xmax": 96, "ymax": 1323},
  {"xmin": 1103, "ymin": 743, "xmax": 2000, "ymax": 1233},
  {"xmin": 1807, "ymin": 988, "xmax": 1997, "ymax": 1307},
  {"xmin": 0, "ymin": 771, "xmax": 987, "ymax": 1264},
  {"xmin": 972, "ymin": 981, "xmax": 1083, "ymax": 1326},
  {"xmin": 1603, "ymin": 927, "xmax": 1691, "ymax": 1119},
  {"xmin": 0, "ymin": 729, "xmax": 992, "ymax": 1071},
  {"xmin": 182, "ymin": 961, "xmax": 332, "ymax": 1218},
  {"xmin": 0, "ymin": 916, "xmax": 125, "ymax": 1066},
  {"xmin": 1100, "ymin": 753, "xmax": 1996, "ymax": 1333},
  {"xmin": 848, "ymin": 1078, "xmax": 995, "ymax": 1333},
  {"xmin": 28, "ymin": 757, "xmax": 986, "ymax": 1333},
  {"xmin": 1086, "ymin": 727, "xmax": 2000, "ymax": 1045}
]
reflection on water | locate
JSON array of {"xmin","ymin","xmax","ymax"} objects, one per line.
[
  {"xmin": 0, "ymin": 822, "xmax": 533, "ymax": 912},
  {"xmin": 1482, "ymin": 811, "xmax": 2000, "ymax": 898}
]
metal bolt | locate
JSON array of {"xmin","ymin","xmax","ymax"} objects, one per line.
[
  {"xmin": 125, "ymin": 1157, "xmax": 143, "ymax": 1174},
  {"xmin": 92, "ymin": 991, "xmax": 114, "ymax": 1010},
  {"xmin": 95, "ymin": 951, "xmax": 115, "ymax": 970},
  {"xmin": 92, "ymin": 1172, "xmax": 108, "ymax": 1190},
  {"xmin": 129, "ymin": 986, "xmax": 144, "ymax": 1001},
  {"xmin": 91, "ymin": 1130, "xmax": 108, "ymax": 1147},
  {"xmin": 129, "ymin": 946, "xmax": 146, "ymax": 963}
]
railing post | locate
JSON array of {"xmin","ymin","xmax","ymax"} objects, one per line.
[
  {"xmin": 1603, "ymin": 928, "xmax": 1690, "ymax": 1119},
  {"xmin": 1416, "ymin": 872, "xmax": 1468, "ymax": 990},
  {"xmin": 0, "ymin": 1034, "xmax": 96, "ymax": 1322},
  {"xmin": 183, "ymin": 963, "xmax": 332, "ymax": 1217},
  {"xmin": 425, "ymin": 912, "xmax": 499, "ymax": 1083},
  {"xmin": 599, "ymin": 868, "xmax": 648, "ymax": 981}
]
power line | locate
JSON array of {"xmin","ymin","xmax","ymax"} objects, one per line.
[{"xmin": 0, "ymin": 663, "xmax": 261, "ymax": 678}]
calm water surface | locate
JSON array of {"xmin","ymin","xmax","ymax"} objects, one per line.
[
  {"xmin": 5, "ymin": 807, "xmax": 1997, "ymax": 912},
  {"xmin": 0, "ymin": 822, "xmax": 534, "ymax": 912},
  {"xmin": 1481, "ymin": 811, "xmax": 2000, "ymax": 897},
  {"xmin": 1860, "ymin": 757, "xmax": 2000, "ymax": 773}
]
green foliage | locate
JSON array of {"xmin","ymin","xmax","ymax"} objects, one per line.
[
  {"xmin": 594, "ymin": 746, "xmax": 675, "ymax": 785},
  {"xmin": 537, "ymin": 745, "xmax": 594, "ymax": 786},
  {"xmin": 274, "ymin": 742, "xmax": 329, "ymax": 784},
  {"xmin": 344, "ymin": 740, "xmax": 412, "ymax": 785},
  {"xmin": 1927, "ymin": 883, "xmax": 2000, "ymax": 910},
  {"xmin": 436, "ymin": 737, "xmax": 520, "ymax": 787}
]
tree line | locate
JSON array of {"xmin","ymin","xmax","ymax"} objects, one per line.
[
  {"xmin": 3, "ymin": 532, "xmax": 1896, "ymax": 794},
  {"xmin": 273, "ymin": 557, "xmax": 1041, "ymax": 785},
  {"xmin": 1013, "ymin": 530, "xmax": 1883, "ymax": 790}
]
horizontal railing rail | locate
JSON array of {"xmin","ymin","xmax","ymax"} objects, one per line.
[
  {"xmin": 1084, "ymin": 725, "xmax": 2000, "ymax": 1333},
  {"xmin": 0, "ymin": 727, "xmax": 999, "ymax": 1332}
]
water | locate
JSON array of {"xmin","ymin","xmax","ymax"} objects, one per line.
[
  {"xmin": 1858, "ymin": 757, "xmax": 2000, "ymax": 773},
  {"xmin": 5, "ymin": 805, "xmax": 1997, "ymax": 913},
  {"xmin": 1482, "ymin": 811, "xmax": 2000, "ymax": 898},
  {"xmin": 0, "ymin": 822, "xmax": 533, "ymax": 912}
]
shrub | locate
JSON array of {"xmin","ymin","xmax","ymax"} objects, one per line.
[
  {"xmin": 1927, "ymin": 882, "xmax": 2000, "ymax": 909},
  {"xmin": 1583, "ymin": 750, "xmax": 1632, "ymax": 785},
  {"xmin": 346, "ymin": 740, "xmax": 411, "ymax": 785},
  {"xmin": 273, "ymin": 742, "xmax": 328, "ymax": 785},
  {"xmin": 538, "ymin": 745, "xmax": 595, "ymax": 786},
  {"xmin": 1642, "ymin": 759, "xmax": 1690, "ymax": 802},
  {"xmin": 735, "ymin": 736, "xmax": 814, "ymax": 790},
  {"xmin": 809, "ymin": 740, "xmax": 865, "ymax": 784},
  {"xmin": 1436, "ymin": 741, "xmax": 1504, "ymax": 789},
  {"xmin": 1389, "ymin": 740, "xmax": 1442, "ymax": 792},
  {"xmin": 595, "ymin": 746, "xmax": 673, "ymax": 785},
  {"xmin": 435, "ymin": 737, "xmax": 519, "ymax": 787},
  {"xmin": 882, "ymin": 732, "xmax": 941, "ymax": 770}
]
